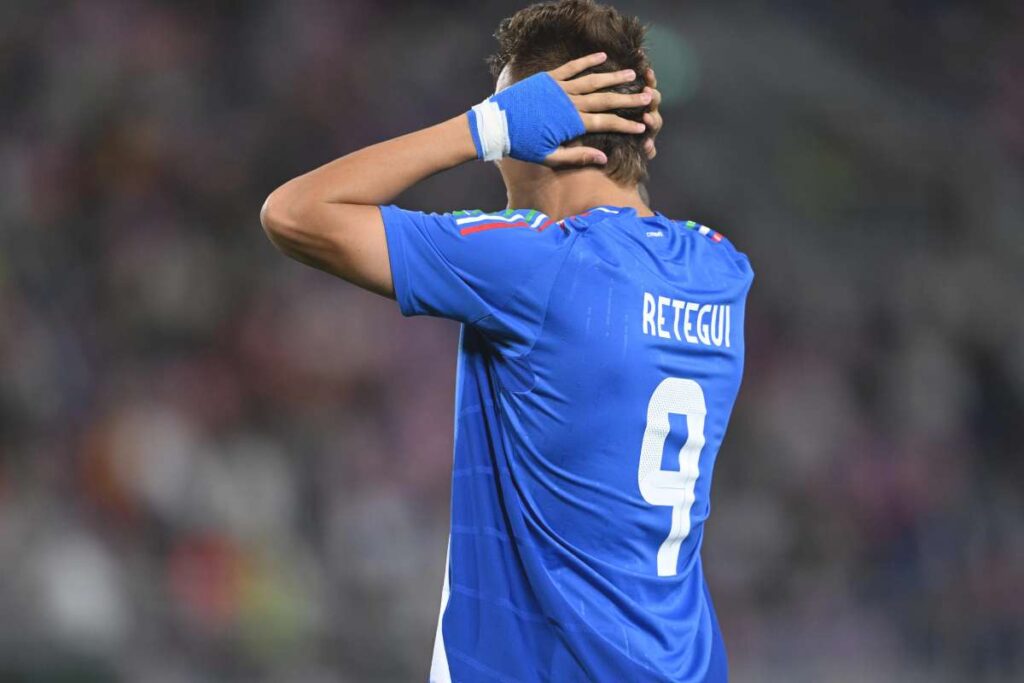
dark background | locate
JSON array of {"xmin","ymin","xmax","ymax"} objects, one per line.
[{"xmin": 0, "ymin": 0, "xmax": 1021, "ymax": 680}]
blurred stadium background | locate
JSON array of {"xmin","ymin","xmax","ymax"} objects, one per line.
[{"xmin": 1, "ymin": 0, "xmax": 1022, "ymax": 681}]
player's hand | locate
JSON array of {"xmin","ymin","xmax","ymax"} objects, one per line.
[
  {"xmin": 546, "ymin": 52, "xmax": 651, "ymax": 167},
  {"xmin": 642, "ymin": 68, "xmax": 662, "ymax": 160},
  {"xmin": 465, "ymin": 52, "xmax": 649, "ymax": 166}
]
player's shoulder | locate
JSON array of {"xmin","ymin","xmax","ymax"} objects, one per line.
[
  {"xmin": 381, "ymin": 204, "xmax": 574, "ymax": 257},
  {"xmin": 439, "ymin": 208, "xmax": 575, "ymax": 259},
  {"xmin": 669, "ymin": 217, "xmax": 754, "ymax": 278},
  {"xmin": 449, "ymin": 208, "xmax": 567, "ymax": 236}
]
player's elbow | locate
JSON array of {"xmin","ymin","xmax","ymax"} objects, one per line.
[{"xmin": 260, "ymin": 184, "xmax": 307, "ymax": 256}]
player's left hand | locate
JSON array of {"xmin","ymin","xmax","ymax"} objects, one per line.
[
  {"xmin": 467, "ymin": 52, "xmax": 650, "ymax": 167},
  {"xmin": 545, "ymin": 52, "xmax": 651, "ymax": 167}
]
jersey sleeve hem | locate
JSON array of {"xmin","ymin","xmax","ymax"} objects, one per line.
[{"xmin": 379, "ymin": 204, "xmax": 418, "ymax": 317}]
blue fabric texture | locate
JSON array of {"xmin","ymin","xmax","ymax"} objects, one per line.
[
  {"xmin": 465, "ymin": 107, "xmax": 485, "ymax": 159},
  {"xmin": 487, "ymin": 72, "xmax": 585, "ymax": 163},
  {"xmin": 381, "ymin": 204, "xmax": 754, "ymax": 682}
]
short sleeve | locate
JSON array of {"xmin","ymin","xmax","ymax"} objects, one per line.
[{"xmin": 380, "ymin": 205, "xmax": 572, "ymax": 330}]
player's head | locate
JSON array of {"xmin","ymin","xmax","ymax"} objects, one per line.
[{"xmin": 488, "ymin": 0, "xmax": 651, "ymax": 189}]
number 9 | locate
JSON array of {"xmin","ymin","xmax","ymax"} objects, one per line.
[{"xmin": 637, "ymin": 377, "xmax": 707, "ymax": 577}]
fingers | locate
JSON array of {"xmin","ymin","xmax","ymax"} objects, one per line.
[
  {"xmin": 574, "ymin": 90, "xmax": 652, "ymax": 113},
  {"xmin": 562, "ymin": 68, "xmax": 637, "ymax": 95},
  {"xmin": 641, "ymin": 77, "xmax": 662, "ymax": 161},
  {"xmin": 581, "ymin": 112, "xmax": 646, "ymax": 134},
  {"xmin": 644, "ymin": 138, "xmax": 657, "ymax": 160},
  {"xmin": 646, "ymin": 85, "xmax": 662, "ymax": 109},
  {"xmin": 643, "ymin": 109, "xmax": 662, "ymax": 135},
  {"xmin": 642, "ymin": 110, "xmax": 660, "ymax": 159},
  {"xmin": 645, "ymin": 68, "xmax": 658, "ymax": 89},
  {"xmin": 549, "ymin": 52, "xmax": 607, "ymax": 81},
  {"xmin": 551, "ymin": 58, "xmax": 660, "ymax": 159},
  {"xmin": 544, "ymin": 145, "xmax": 608, "ymax": 167}
]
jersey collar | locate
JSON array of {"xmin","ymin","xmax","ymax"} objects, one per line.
[{"xmin": 566, "ymin": 205, "xmax": 666, "ymax": 230}]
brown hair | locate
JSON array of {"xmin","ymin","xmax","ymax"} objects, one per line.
[{"xmin": 488, "ymin": 0, "xmax": 651, "ymax": 184}]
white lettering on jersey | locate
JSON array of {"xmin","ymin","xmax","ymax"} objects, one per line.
[
  {"xmin": 683, "ymin": 302, "xmax": 698, "ymax": 343},
  {"xmin": 657, "ymin": 296, "xmax": 672, "ymax": 339},
  {"xmin": 641, "ymin": 292, "xmax": 732, "ymax": 348},
  {"xmin": 643, "ymin": 292, "xmax": 656, "ymax": 336}
]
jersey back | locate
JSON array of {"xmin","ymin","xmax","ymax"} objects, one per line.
[{"xmin": 381, "ymin": 204, "xmax": 754, "ymax": 682}]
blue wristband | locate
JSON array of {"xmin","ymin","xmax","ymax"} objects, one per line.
[{"xmin": 467, "ymin": 72, "xmax": 586, "ymax": 164}]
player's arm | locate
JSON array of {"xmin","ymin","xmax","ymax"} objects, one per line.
[
  {"xmin": 261, "ymin": 116, "xmax": 474, "ymax": 297},
  {"xmin": 259, "ymin": 52, "xmax": 652, "ymax": 297}
]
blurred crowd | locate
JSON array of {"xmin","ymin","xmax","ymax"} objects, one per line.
[{"xmin": 0, "ymin": 1, "xmax": 1021, "ymax": 681}]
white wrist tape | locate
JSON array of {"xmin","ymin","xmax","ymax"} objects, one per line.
[{"xmin": 470, "ymin": 100, "xmax": 511, "ymax": 162}]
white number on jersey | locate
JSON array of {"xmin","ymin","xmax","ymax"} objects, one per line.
[{"xmin": 637, "ymin": 377, "xmax": 707, "ymax": 577}]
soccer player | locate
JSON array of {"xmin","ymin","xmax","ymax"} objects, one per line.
[{"xmin": 261, "ymin": 1, "xmax": 753, "ymax": 680}]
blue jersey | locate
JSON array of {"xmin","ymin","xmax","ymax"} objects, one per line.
[{"xmin": 381, "ymin": 204, "xmax": 754, "ymax": 683}]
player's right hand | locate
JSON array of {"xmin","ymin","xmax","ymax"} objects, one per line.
[{"xmin": 642, "ymin": 68, "xmax": 662, "ymax": 160}]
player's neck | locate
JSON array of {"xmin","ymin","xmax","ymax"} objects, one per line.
[{"xmin": 505, "ymin": 168, "xmax": 653, "ymax": 221}]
